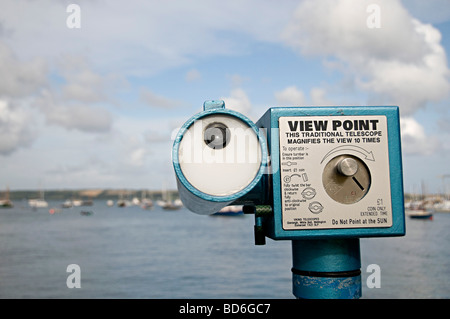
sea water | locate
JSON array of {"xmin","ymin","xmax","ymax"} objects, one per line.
[{"xmin": 0, "ymin": 201, "xmax": 448, "ymax": 299}]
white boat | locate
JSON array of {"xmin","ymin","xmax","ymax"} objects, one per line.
[
  {"xmin": 157, "ymin": 199, "xmax": 182, "ymax": 210},
  {"xmin": 131, "ymin": 197, "xmax": 141, "ymax": 205},
  {"xmin": 407, "ymin": 209, "xmax": 433, "ymax": 220},
  {"xmin": 0, "ymin": 187, "xmax": 13, "ymax": 208},
  {"xmin": 28, "ymin": 198, "xmax": 49, "ymax": 208},
  {"xmin": 29, "ymin": 188, "xmax": 48, "ymax": 208},
  {"xmin": 62, "ymin": 200, "xmax": 73, "ymax": 208},
  {"xmin": 106, "ymin": 200, "xmax": 114, "ymax": 207},
  {"xmin": 173, "ymin": 198, "xmax": 183, "ymax": 207},
  {"xmin": 156, "ymin": 199, "xmax": 166, "ymax": 207},
  {"xmin": 406, "ymin": 201, "xmax": 432, "ymax": 220},
  {"xmin": 433, "ymin": 200, "xmax": 450, "ymax": 213},
  {"xmin": 140, "ymin": 190, "xmax": 153, "ymax": 209},
  {"xmin": 212, "ymin": 205, "xmax": 244, "ymax": 216},
  {"xmin": 157, "ymin": 185, "xmax": 182, "ymax": 210},
  {"xmin": 117, "ymin": 190, "xmax": 132, "ymax": 207},
  {"xmin": 0, "ymin": 199, "xmax": 13, "ymax": 208},
  {"xmin": 117, "ymin": 199, "xmax": 132, "ymax": 207},
  {"xmin": 141, "ymin": 198, "xmax": 153, "ymax": 210},
  {"xmin": 72, "ymin": 199, "xmax": 83, "ymax": 206}
]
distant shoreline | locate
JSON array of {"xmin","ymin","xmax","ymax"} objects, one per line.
[
  {"xmin": 3, "ymin": 188, "xmax": 447, "ymax": 202},
  {"xmin": 3, "ymin": 189, "xmax": 178, "ymax": 201}
]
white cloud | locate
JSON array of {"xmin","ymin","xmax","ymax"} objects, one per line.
[
  {"xmin": 0, "ymin": 40, "xmax": 115, "ymax": 150},
  {"xmin": 140, "ymin": 88, "xmax": 182, "ymax": 109},
  {"xmin": 310, "ymin": 87, "xmax": 333, "ymax": 106},
  {"xmin": 0, "ymin": 0, "xmax": 447, "ymax": 192},
  {"xmin": 221, "ymin": 88, "xmax": 252, "ymax": 115},
  {"xmin": 129, "ymin": 147, "xmax": 146, "ymax": 167},
  {"xmin": 185, "ymin": 69, "xmax": 201, "ymax": 82},
  {"xmin": 228, "ymin": 74, "xmax": 249, "ymax": 88},
  {"xmin": 34, "ymin": 90, "xmax": 112, "ymax": 133},
  {"xmin": 0, "ymin": 0, "xmax": 298, "ymax": 77},
  {"xmin": 49, "ymin": 104, "xmax": 112, "ymax": 133},
  {"xmin": 0, "ymin": 41, "xmax": 47, "ymax": 98},
  {"xmin": 358, "ymin": 20, "xmax": 450, "ymax": 114},
  {"xmin": 275, "ymin": 86, "xmax": 334, "ymax": 106},
  {"xmin": 0, "ymin": 41, "xmax": 42, "ymax": 155},
  {"xmin": 282, "ymin": 0, "xmax": 450, "ymax": 161},
  {"xmin": 283, "ymin": 0, "xmax": 427, "ymax": 62},
  {"xmin": 282, "ymin": 0, "xmax": 450, "ymax": 116},
  {"xmin": 275, "ymin": 86, "xmax": 305, "ymax": 105},
  {"xmin": 58, "ymin": 56, "xmax": 107, "ymax": 103},
  {"xmin": 0, "ymin": 100, "xmax": 35, "ymax": 155},
  {"xmin": 400, "ymin": 117, "xmax": 440, "ymax": 155}
]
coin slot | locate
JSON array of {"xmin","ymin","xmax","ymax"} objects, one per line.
[{"xmin": 352, "ymin": 177, "xmax": 365, "ymax": 191}]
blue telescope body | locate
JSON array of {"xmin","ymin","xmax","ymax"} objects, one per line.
[{"xmin": 172, "ymin": 100, "xmax": 405, "ymax": 299}]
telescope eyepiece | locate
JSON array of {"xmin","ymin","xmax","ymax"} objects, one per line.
[{"xmin": 204, "ymin": 122, "xmax": 230, "ymax": 149}]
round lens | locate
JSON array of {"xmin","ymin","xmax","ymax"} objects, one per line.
[{"xmin": 204, "ymin": 122, "xmax": 230, "ymax": 149}]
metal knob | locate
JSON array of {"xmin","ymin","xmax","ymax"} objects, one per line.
[{"xmin": 337, "ymin": 157, "xmax": 359, "ymax": 177}]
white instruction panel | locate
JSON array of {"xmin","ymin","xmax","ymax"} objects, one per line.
[{"xmin": 278, "ymin": 115, "xmax": 392, "ymax": 230}]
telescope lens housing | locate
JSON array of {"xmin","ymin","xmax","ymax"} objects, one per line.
[{"xmin": 172, "ymin": 102, "xmax": 268, "ymax": 215}]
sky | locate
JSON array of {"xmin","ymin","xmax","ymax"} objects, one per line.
[{"xmin": 0, "ymin": 0, "xmax": 449, "ymax": 194}]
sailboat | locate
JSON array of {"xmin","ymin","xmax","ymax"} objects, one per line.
[
  {"xmin": 406, "ymin": 182, "xmax": 432, "ymax": 220},
  {"xmin": 157, "ymin": 185, "xmax": 182, "ymax": 210},
  {"xmin": 406, "ymin": 201, "xmax": 433, "ymax": 220},
  {"xmin": 433, "ymin": 200, "xmax": 450, "ymax": 212},
  {"xmin": 117, "ymin": 190, "xmax": 132, "ymax": 207},
  {"xmin": 158, "ymin": 199, "xmax": 182, "ymax": 210},
  {"xmin": 140, "ymin": 190, "xmax": 154, "ymax": 210},
  {"xmin": 28, "ymin": 189, "xmax": 48, "ymax": 208},
  {"xmin": 0, "ymin": 187, "xmax": 13, "ymax": 208}
]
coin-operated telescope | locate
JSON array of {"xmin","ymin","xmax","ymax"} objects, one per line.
[{"xmin": 172, "ymin": 100, "xmax": 405, "ymax": 299}]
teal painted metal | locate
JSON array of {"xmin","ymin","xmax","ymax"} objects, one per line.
[
  {"xmin": 257, "ymin": 106, "xmax": 405, "ymax": 240},
  {"xmin": 292, "ymin": 239, "xmax": 361, "ymax": 271},
  {"xmin": 292, "ymin": 239, "xmax": 361, "ymax": 299},
  {"xmin": 293, "ymin": 273, "xmax": 361, "ymax": 299}
]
